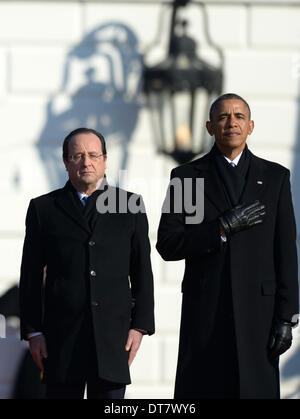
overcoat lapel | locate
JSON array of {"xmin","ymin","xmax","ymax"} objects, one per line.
[
  {"xmin": 88, "ymin": 195, "xmax": 110, "ymax": 239},
  {"xmin": 55, "ymin": 183, "xmax": 91, "ymax": 234},
  {"xmin": 55, "ymin": 179, "xmax": 114, "ymax": 236},
  {"xmin": 86, "ymin": 178, "xmax": 113, "ymax": 237},
  {"xmin": 194, "ymin": 147, "xmax": 267, "ymax": 213},
  {"xmin": 240, "ymin": 152, "xmax": 267, "ymax": 204},
  {"xmin": 194, "ymin": 153, "xmax": 230, "ymax": 214},
  {"xmin": 201, "ymin": 162, "xmax": 230, "ymax": 213}
]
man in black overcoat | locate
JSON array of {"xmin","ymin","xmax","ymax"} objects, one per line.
[
  {"xmin": 19, "ymin": 127, "xmax": 155, "ymax": 399},
  {"xmin": 156, "ymin": 93, "xmax": 299, "ymax": 399}
]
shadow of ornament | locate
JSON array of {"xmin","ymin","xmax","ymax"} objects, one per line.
[{"xmin": 37, "ymin": 22, "xmax": 143, "ymax": 189}]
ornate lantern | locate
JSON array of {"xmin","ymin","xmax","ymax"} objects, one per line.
[{"xmin": 143, "ymin": 0, "xmax": 223, "ymax": 164}]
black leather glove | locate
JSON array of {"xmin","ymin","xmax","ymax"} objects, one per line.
[
  {"xmin": 219, "ymin": 200, "xmax": 266, "ymax": 236},
  {"xmin": 268, "ymin": 321, "xmax": 293, "ymax": 360}
]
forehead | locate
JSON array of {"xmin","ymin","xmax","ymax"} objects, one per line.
[
  {"xmin": 213, "ymin": 99, "xmax": 250, "ymax": 118},
  {"xmin": 68, "ymin": 133, "xmax": 103, "ymax": 153}
]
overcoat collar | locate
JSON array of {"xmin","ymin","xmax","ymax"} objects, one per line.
[
  {"xmin": 55, "ymin": 178, "xmax": 109, "ymax": 235},
  {"xmin": 193, "ymin": 144, "xmax": 267, "ymax": 213}
]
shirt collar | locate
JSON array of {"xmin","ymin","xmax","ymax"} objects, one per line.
[
  {"xmin": 73, "ymin": 177, "xmax": 106, "ymax": 201},
  {"xmin": 223, "ymin": 150, "xmax": 243, "ymax": 166}
]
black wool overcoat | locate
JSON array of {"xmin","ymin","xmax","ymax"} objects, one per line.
[
  {"xmin": 156, "ymin": 147, "xmax": 299, "ymax": 399},
  {"xmin": 19, "ymin": 181, "xmax": 155, "ymax": 384}
]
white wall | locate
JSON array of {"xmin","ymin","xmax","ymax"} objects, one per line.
[{"xmin": 0, "ymin": 0, "xmax": 299, "ymax": 399}]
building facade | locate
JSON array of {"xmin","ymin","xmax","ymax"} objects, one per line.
[{"xmin": 0, "ymin": 0, "xmax": 299, "ymax": 398}]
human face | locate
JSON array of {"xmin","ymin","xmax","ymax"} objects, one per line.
[
  {"xmin": 64, "ymin": 132, "xmax": 107, "ymax": 193},
  {"xmin": 206, "ymin": 99, "xmax": 254, "ymax": 159}
]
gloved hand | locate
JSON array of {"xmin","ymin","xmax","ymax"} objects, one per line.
[
  {"xmin": 268, "ymin": 321, "xmax": 293, "ymax": 360},
  {"xmin": 219, "ymin": 200, "xmax": 266, "ymax": 236}
]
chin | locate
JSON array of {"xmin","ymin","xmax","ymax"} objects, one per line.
[
  {"xmin": 80, "ymin": 173, "xmax": 94, "ymax": 179},
  {"xmin": 228, "ymin": 142, "xmax": 244, "ymax": 149},
  {"xmin": 79, "ymin": 176, "xmax": 96, "ymax": 184},
  {"xmin": 222, "ymin": 139, "xmax": 246, "ymax": 149}
]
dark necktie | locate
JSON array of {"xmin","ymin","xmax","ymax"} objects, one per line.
[{"xmin": 81, "ymin": 196, "xmax": 89, "ymax": 206}]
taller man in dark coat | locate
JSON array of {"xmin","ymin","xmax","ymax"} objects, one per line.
[
  {"xmin": 156, "ymin": 93, "xmax": 299, "ymax": 399},
  {"xmin": 19, "ymin": 127, "xmax": 155, "ymax": 399}
]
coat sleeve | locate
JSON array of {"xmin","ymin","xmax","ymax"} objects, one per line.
[
  {"xmin": 129, "ymin": 196, "xmax": 155, "ymax": 335},
  {"xmin": 274, "ymin": 170, "xmax": 299, "ymax": 324},
  {"xmin": 156, "ymin": 169, "xmax": 222, "ymax": 261},
  {"xmin": 19, "ymin": 199, "xmax": 46, "ymax": 340}
]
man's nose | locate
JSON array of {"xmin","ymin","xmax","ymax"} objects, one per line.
[
  {"xmin": 227, "ymin": 116, "xmax": 238, "ymax": 127},
  {"xmin": 81, "ymin": 154, "xmax": 92, "ymax": 165}
]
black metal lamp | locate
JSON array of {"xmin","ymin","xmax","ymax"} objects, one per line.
[{"xmin": 143, "ymin": 0, "xmax": 223, "ymax": 164}]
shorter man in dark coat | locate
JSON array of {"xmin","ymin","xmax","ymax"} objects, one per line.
[
  {"xmin": 19, "ymin": 128, "xmax": 155, "ymax": 399},
  {"xmin": 156, "ymin": 93, "xmax": 299, "ymax": 399}
]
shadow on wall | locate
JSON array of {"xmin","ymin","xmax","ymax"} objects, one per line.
[
  {"xmin": 37, "ymin": 22, "xmax": 143, "ymax": 189},
  {"xmin": 281, "ymin": 91, "xmax": 300, "ymax": 396}
]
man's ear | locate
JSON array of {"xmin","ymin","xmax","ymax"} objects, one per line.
[
  {"xmin": 248, "ymin": 120, "xmax": 254, "ymax": 135},
  {"xmin": 63, "ymin": 158, "xmax": 69, "ymax": 172},
  {"xmin": 206, "ymin": 121, "xmax": 214, "ymax": 136},
  {"xmin": 103, "ymin": 154, "xmax": 107, "ymax": 168}
]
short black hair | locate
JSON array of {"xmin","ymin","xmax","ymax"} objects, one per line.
[
  {"xmin": 209, "ymin": 93, "xmax": 251, "ymax": 120},
  {"xmin": 63, "ymin": 127, "xmax": 107, "ymax": 160}
]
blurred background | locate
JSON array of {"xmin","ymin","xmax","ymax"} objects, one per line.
[{"xmin": 0, "ymin": 0, "xmax": 299, "ymax": 399}]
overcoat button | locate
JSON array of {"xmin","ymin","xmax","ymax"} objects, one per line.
[
  {"xmin": 90, "ymin": 270, "xmax": 96, "ymax": 276},
  {"xmin": 89, "ymin": 241, "xmax": 95, "ymax": 246},
  {"xmin": 91, "ymin": 301, "xmax": 99, "ymax": 307}
]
